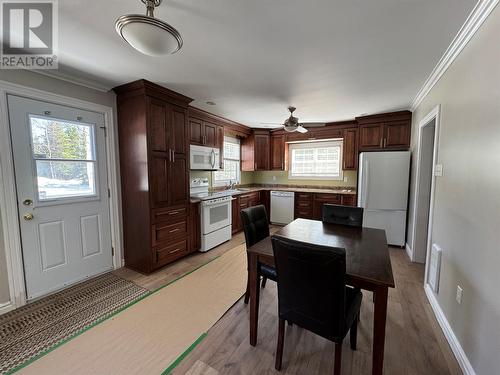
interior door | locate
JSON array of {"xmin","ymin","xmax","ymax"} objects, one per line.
[{"xmin": 8, "ymin": 95, "xmax": 113, "ymax": 300}]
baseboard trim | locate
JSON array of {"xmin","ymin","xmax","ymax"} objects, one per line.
[
  {"xmin": 424, "ymin": 284, "xmax": 476, "ymax": 375},
  {"xmin": 0, "ymin": 301, "xmax": 15, "ymax": 315},
  {"xmin": 405, "ymin": 243, "xmax": 413, "ymax": 261}
]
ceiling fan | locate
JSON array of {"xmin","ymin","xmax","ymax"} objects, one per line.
[{"xmin": 261, "ymin": 107, "xmax": 325, "ymax": 133}]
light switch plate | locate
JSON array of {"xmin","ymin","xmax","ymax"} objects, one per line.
[
  {"xmin": 434, "ymin": 164, "xmax": 443, "ymax": 176},
  {"xmin": 343, "ymin": 176, "xmax": 348, "ymax": 182},
  {"xmin": 456, "ymin": 285, "xmax": 463, "ymax": 304}
]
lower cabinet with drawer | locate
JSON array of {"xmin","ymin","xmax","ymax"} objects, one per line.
[
  {"xmin": 294, "ymin": 193, "xmax": 313, "ymax": 219},
  {"xmin": 154, "ymin": 238, "xmax": 189, "ymax": 268},
  {"xmin": 232, "ymin": 191, "xmax": 262, "ymax": 234},
  {"xmin": 313, "ymin": 193, "xmax": 341, "ymax": 220}
]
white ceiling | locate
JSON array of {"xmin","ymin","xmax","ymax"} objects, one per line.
[{"xmin": 52, "ymin": 0, "xmax": 477, "ymax": 127}]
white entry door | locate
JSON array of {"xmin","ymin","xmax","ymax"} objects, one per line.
[{"xmin": 8, "ymin": 95, "xmax": 113, "ymax": 300}]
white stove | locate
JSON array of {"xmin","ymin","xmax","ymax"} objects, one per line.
[{"xmin": 190, "ymin": 178, "xmax": 232, "ymax": 252}]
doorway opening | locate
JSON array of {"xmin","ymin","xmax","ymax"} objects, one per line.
[{"xmin": 411, "ymin": 106, "xmax": 440, "ymax": 268}]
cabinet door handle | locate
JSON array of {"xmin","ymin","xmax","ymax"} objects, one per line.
[
  {"xmin": 172, "ymin": 150, "xmax": 175, "ymax": 163},
  {"xmin": 168, "ymin": 210, "xmax": 180, "ymax": 215},
  {"xmin": 254, "ymin": 162, "xmax": 257, "ymax": 170},
  {"xmin": 170, "ymin": 248, "xmax": 182, "ymax": 254},
  {"xmin": 383, "ymin": 138, "xmax": 387, "ymax": 148},
  {"xmin": 169, "ymin": 228, "xmax": 180, "ymax": 233},
  {"xmin": 380, "ymin": 138, "xmax": 383, "ymax": 148}
]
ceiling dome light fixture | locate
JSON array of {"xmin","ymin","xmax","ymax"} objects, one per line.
[{"xmin": 116, "ymin": 0, "xmax": 183, "ymax": 56}]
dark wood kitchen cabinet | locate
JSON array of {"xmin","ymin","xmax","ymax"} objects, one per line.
[
  {"xmin": 357, "ymin": 111, "xmax": 412, "ymax": 151},
  {"xmin": 189, "ymin": 201, "xmax": 201, "ymax": 252},
  {"xmin": 232, "ymin": 195, "xmax": 241, "ymax": 234},
  {"xmin": 188, "ymin": 117, "xmax": 221, "ymax": 148},
  {"xmin": 232, "ymin": 191, "xmax": 262, "ymax": 234},
  {"xmin": 343, "ymin": 128, "xmax": 358, "ymax": 170},
  {"xmin": 294, "ymin": 193, "xmax": 313, "ymax": 219},
  {"xmin": 241, "ymin": 130, "xmax": 270, "ymax": 171},
  {"xmin": 270, "ymin": 134, "xmax": 285, "ymax": 170},
  {"xmin": 312, "ymin": 193, "xmax": 342, "ymax": 220},
  {"xmin": 114, "ymin": 79, "xmax": 193, "ymax": 273}
]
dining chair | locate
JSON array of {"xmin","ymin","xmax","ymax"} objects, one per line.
[
  {"xmin": 271, "ymin": 236, "xmax": 362, "ymax": 375},
  {"xmin": 241, "ymin": 205, "xmax": 277, "ymax": 304},
  {"xmin": 322, "ymin": 204, "xmax": 364, "ymax": 227}
]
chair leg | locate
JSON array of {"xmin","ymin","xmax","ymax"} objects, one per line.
[
  {"xmin": 334, "ymin": 342, "xmax": 342, "ymax": 375},
  {"xmin": 261, "ymin": 277, "xmax": 267, "ymax": 288},
  {"xmin": 350, "ymin": 313, "xmax": 359, "ymax": 351},
  {"xmin": 244, "ymin": 276, "xmax": 250, "ymax": 304},
  {"xmin": 275, "ymin": 318, "xmax": 286, "ymax": 371}
]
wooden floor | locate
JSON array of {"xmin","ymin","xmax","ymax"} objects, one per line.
[{"xmin": 115, "ymin": 228, "xmax": 462, "ymax": 375}]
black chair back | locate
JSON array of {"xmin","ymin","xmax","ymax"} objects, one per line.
[
  {"xmin": 240, "ymin": 205, "xmax": 270, "ymax": 248},
  {"xmin": 322, "ymin": 204, "xmax": 363, "ymax": 227},
  {"xmin": 271, "ymin": 236, "xmax": 348, "ymax": 342}
]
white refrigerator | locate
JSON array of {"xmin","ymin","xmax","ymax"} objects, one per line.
[{"xmin": 357, "ymin": 151, "xmax": 411, "ymax": 246}]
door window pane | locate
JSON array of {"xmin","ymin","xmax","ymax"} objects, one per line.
[
  {"xmin": 30, "ymin": 116, "xmax": 95, "ymax": 160},
  {"xmin": 29, "ymin": 115, "xmax": 98, "ymax": 201},
  {"xmin": 36, "ymin": 161, "xmax": 96, "ymax": 200}
]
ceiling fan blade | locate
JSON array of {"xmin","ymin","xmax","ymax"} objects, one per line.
[
  {"xmin": 270, "ymin": 127, "xmax": 285, "ymax": 132},
  {"xmin": 296, "ymin": 126, "xmax": 308, "ymax": 133},
  {"xmin": 299, "ymin": 122, "xmax": 325, "ymax": 128}
]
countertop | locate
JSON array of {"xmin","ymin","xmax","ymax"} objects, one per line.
[{"xmin": 190, "ymin": 185, "xmax": 356, "ymax": 203}]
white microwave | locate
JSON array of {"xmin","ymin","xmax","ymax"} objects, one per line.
[{"xmin": 190, "ymin": 145, "xmax": 221, "ymax": 170}]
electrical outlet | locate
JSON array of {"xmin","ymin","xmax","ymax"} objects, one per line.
[
  {"xmin": 456, "ymin": 285, "xmax": 463, "ymax": 304},
  {"xmin": 272, "ymin": 175, "xmax": 277, "ymax": 181},
  {"xmin": 343, "ymin": 176, "xmax": 348, "ymax": 182}
]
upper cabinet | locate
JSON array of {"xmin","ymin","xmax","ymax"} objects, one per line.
[
  {"xmin": 342, "ymin": 127, "xmax": 358, "ymax": 170},
  {"xmin": 270, "ymin": 134, "xmax": 285, "ymax": 170},
  {"xmin": 357, "ymin": 111, "xmax": 411, "ymax": 151},
  {"xmin": 189, "ymin": 117, "xmax": 220, "ymax": 148},
  {"xmin": 242, "ymin": 130, "xmax": 270, "ymax": 171}
]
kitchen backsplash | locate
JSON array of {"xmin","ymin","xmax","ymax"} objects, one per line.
[
  {"xmin": 253, "ymin": 170, "xmax": 357, "ymax": 188},
  {"xmin": 190, "ymin": 170, "xmax": 357, "ymax": 189}
]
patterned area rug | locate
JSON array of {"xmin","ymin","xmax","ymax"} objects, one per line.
[{"xmin": 0, "ymin": 273, "xmax": 149, "ymax": 374}]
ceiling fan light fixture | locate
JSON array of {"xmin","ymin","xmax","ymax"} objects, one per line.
[{"xmin": 116, "ymin": 0, "xmax": 183, "ymax": 56}]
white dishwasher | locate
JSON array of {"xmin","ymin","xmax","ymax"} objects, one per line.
[{"xmin": 270, "ymin": 191, "xmax": 295, "ymax": 225}]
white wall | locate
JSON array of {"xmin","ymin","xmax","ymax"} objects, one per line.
[
  {"xmin": 407, "ymin": 5, "xmax": 500, "ymax": 373},
  {"xmin": 0, "ymin": 70, "xmax": 119, "ymax": 307}
]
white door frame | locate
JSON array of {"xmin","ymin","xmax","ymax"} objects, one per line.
[
  {"xmin": 0, "ymin": 79, "xmax": 122, "ymax": 311},
  {"xmin": 410, "ymin": 105, "xmax": 441, "ymax": 283}
]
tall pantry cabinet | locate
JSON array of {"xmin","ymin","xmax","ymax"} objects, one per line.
[{"xmin": 114, "ymin": 80, "xmax": 193, "ymax": 273}]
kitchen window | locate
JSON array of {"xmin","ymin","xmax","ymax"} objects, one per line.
[
  {"xmin": 213, "ymin": 136, "xmax": 240, "ymax": 186},
  {"xmin": 289, "ymin": 140, "xmax": 343, "ymax": 180}
]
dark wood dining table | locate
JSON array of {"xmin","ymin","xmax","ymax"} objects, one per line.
[{"xmin": 247, "ymin": 218, "xmax": 395, "ymax": 375}]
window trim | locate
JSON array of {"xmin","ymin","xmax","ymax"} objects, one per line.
[
  {"xmin": 212, "ymin": 136, "xmax": 241, "ymax": 187},
  {"xmin": 288, "ymin": 139, "xmax": 343, "ymax": 181}
]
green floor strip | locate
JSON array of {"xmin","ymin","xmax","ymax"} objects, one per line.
[
  {"xmin": 161, "ymin": 333, "xmax": 207, "ymax": 375},
  {"xmin": 6, "ymin": 251, "xmax": 229, "ymax": 374}
]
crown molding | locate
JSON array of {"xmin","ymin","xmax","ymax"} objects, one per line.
[
  {"xmin": 29, "ymin": 69, "xmax": 113, "ymax": 93},
  {"xmin": 410, "ymin": 0, "xmax": 499, "ymax": 111}
]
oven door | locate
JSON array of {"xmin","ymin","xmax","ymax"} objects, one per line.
[
  {"xmin": 190, "ymin": 145, "xmax": 220, "ymax": 170},
  {"xmin": 202, "ymin": 200, "xmax": 232, "ymax": 234}
]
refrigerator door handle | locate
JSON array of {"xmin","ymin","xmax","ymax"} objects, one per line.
[{"xmin": 362, "ymin": 159, "xmax": 370, "ymax": 207}]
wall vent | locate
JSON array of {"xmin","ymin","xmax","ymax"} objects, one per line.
[{"xmin": 429, "ymin": 243, "xmax": 442, "ymax": 293}]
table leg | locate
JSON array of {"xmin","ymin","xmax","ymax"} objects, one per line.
[
  {"xmin": 249, "ymin": 253, "xmax": 260, "ymax": 346},
  {"xmin": 372, "ymin": 286, "xmax": 389, "ymax": 375}
]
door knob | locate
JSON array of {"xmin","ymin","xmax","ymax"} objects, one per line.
[
  {"xmin": 23, "ymin": 213, "xmax": 34, "ymax": 221},
  {"xmin": 23, "ymin": 199, "xmax": 33, "ymax": 206}
]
